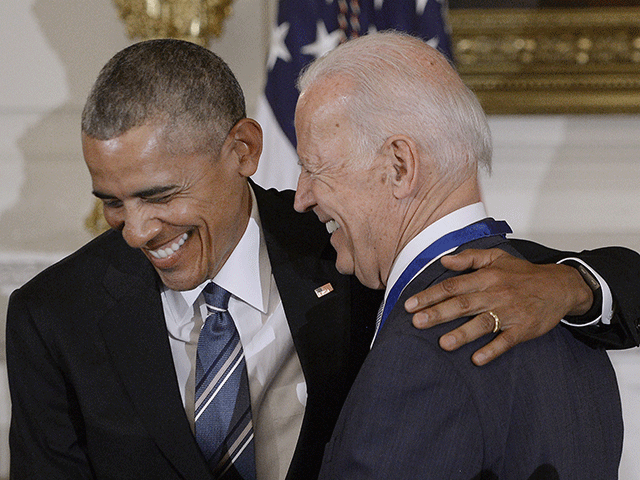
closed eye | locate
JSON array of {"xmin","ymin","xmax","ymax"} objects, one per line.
[
  {"xmin": 102, "ymin": 199, "xmax": 123, "ymax": 209},
  {"xmin": 135, "ymin": 185, "xmax": 179, "ymax": 204},
  {"xmin": 143, "ymin": 194, "xmax": 173, "ymax": 204},
  {"xmin": 297, "ymin": 160, "xmax": 317, "ymax": 179},
  {"xmin": 93, "ymin": 191, "xmax": 122, "ymax": 209}
]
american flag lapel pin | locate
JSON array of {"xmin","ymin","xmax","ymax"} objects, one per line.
[{"xmin": 314, "ymin": 283, "xmax": 334, "ymax": 298}]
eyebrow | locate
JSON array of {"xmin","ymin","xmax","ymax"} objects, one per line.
[{"xmin": 92, "ymin": 185, "xmax": 178, "ymax": 200}]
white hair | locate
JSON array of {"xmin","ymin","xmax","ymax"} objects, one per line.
[{"xmin": 297, "ymin": 31, "xmax": 492, "ymax": 179}]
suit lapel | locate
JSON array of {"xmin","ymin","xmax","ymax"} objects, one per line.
[
  {"xmin": 97, "ymin": 241, "xmax": 213, "ymax": 480},
  {"xmin": 253, "ymin": 183, "xmax": 370, "ymax": 479},
  {"xmin": 252, "ymin": 182, "xmax": 351, "ymax": 358}
]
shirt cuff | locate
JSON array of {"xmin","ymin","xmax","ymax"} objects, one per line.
[{"xmin": 557, "ymin": 257, "xmax": 613, "ymax": 327}]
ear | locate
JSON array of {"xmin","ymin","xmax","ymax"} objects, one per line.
[
  {"xmin": 224, "ymin": 118, "xmax": 263, "ymax": 177},
  {"xmin": 382, "ymin": 135, "xmax": 420, "ymax": 199}
]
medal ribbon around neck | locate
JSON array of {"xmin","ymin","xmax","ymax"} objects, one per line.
[{"xmin": 377, "ymin": 218, "xmax": 512, "ymax": 336}]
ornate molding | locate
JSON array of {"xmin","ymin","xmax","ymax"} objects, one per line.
[
  {"xmin": 450, "ymin": 7, "xmax": 640, "ymax": 113},
  {"xmin": 113, "ymin": 0, "xmax": 234, "ymax": 46}
]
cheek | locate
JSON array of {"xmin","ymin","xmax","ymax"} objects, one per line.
[
  {"xmin": 169, "ymin": 201, "xmax": 197, "ymax": 220},
  {"xmin": 195, "ymin": 207, "xmax": 237, "ymax": 250},
  {"xmin": 332, "ymin": 230, "xmax": 355, "ymax": 263},
  {"xmin": 342, "ymin": 212, "xmax": 368, "ymax": 243},
  {"xmin": 163, "ymin": 198, "xmax": 212, "ymax": 231}
]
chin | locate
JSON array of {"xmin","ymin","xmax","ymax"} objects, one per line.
[
  {"xmin": 353, "ymin": 266, "xmax": 385, "ymax": 290},
  {"xmin": 357, "ymin": 275, "xmax": 384, "ymax": 290},
  {"xmin": 334, "ymin": 258, "xmax": 354, "ymax": 277},
  {"xmin": 157, "ymin": 271, "xmax": 203, "ymax": 292}
]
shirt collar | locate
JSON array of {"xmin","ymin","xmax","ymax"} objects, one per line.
[
  {"xmin": 385, "ymin": 202, "xmax": 487, "ymax": 301},
  {"xmin": 162, "ymin": 185, "xmax": 271, "ymax": 324}
]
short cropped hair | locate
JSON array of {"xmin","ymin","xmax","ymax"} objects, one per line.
[
  {"xmin": 297, "ymin": 31, "xmax": 492, "ymax": 178},
  {"xmin": 82, "ymin": 38, "xmax": 246, "ymax": 155}
]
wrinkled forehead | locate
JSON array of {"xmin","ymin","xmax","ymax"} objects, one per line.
[
  {"xmin": 297, "ymin": 73, "xmax": 353, "ymax": 114},
  {"xmin": 297, "ymin": 82, "xmax": 354, "ymax": 140},
  {"xmin": 296, "ymin": 102, "xmax": 354, "ymax": 162}
]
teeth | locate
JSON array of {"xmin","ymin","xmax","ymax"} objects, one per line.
[
  {"xmin": 326, "ymin": 220, "xmax": 340, "ymax": 234},
  {"xmin": 149, "ymin": 233, "xmax": 188, "ymax": 259}
]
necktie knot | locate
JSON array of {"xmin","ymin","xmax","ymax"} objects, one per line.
[{"xmin": 203, "ymin": 282, "xmax": 231, "ymax": 311}]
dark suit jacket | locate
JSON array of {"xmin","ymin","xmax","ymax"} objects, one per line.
[
  {"xmin": 318, "ymin": 234, "xmax": 624, "ymax": 480},
  {"xmin": 6, "ymin": 184, "xmax": 379, "ymax": 480}
]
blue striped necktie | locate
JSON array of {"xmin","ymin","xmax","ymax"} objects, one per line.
[{"xmin": 195, "ymin": 283, "xmax": 256, "ymax": 480}]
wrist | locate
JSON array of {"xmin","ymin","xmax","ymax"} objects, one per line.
[{"xmin": 561, "ymin": 260, "xmax": 603, "ymax": 324}]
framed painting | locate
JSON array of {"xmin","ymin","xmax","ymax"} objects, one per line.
[{"xmin": 448, "ymin": 1, "xmax": 640, "ymax": 113}]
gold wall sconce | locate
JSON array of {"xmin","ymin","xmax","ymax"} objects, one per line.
[{"xmin": 113, "ymin": 0, "xmax": 234, "ymax": 46}]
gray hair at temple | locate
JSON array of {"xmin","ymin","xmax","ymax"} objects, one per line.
[
  {"xmin": 297, "ymin": 31, "xmax": 492, "ymax": 179},
  {"xmin": 81, "ymin": 38, "xmax": 246, "ymax": 156}
]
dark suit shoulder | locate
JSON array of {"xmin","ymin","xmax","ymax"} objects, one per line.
[
  {"xmin": 321, "ymin": 236, "xmax": 623, "ymax": 479},
  {"xmin": 11, "ymin": 229, "xmax": 154, "ymax": 312},
  {"xmin": 372, "ymin": 291, "xmax": 621, "ymax": 478}
]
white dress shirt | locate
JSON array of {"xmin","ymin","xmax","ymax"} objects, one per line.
[{"xmin": 161, "ymin": 187, "xmax": 306, "ymax": 480}]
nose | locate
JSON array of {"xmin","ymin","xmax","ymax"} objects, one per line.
[
  {"xmin": 120, "ymin": 205, "xmax": 162, "ymax": 249},
  {"xmin": 293, "ymin": 172, "xmax": 316, "ymax": 213}
]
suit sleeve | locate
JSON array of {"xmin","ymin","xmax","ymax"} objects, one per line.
[
  {"xmin": 318, "ymin": 332, "xmax": 485, "ymax": 480},
  {"xmin": 6, "ymin": 288, "xmax": 93, "ymax": 479},
  {"xmin": 510, "ymin": 239, "xmax": 640, "ymax": 349}
]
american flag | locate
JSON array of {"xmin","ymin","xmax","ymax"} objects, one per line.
[{"xmin": 252, "ymin": 0, "xmax": 453, "ymax": 191}]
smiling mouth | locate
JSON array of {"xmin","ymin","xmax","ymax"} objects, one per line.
[
  {"xmin": 326, "ymin": 220, "xmax": 340, "ymax": 234},
  {"xmin": 148, "ymin": 233, "xmax": 189, "ymax": 259}
]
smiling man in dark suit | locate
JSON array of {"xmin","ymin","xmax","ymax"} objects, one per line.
[
  {"xmin": 6, "ymin": 39, "xmax": 380, "ymax": 480},
  {"xmin": 293, "ymin": 31, "xmax": 623, "ymax": 479},
  {"xmin": 5, "ymin": 38, "xmax": 638, "ymax": 480}
]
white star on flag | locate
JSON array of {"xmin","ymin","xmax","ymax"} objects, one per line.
[
  {"xmin": 426, "ymin": 36, "xmax": 439, "ymax": 49},
  {"xmin": 301, "ymin": 21, "xmax": 344, "ymax": 59},
  {"xmin": 253, "ymin": 0, "xmax": 452, "ymax": 191},
  {"xmin": 416, "ymin": 0, "xmax": 429, "ymax": 15},
  {"xmin": 267, "ymin": 22, "xmax": 291, "ymax": 70}
]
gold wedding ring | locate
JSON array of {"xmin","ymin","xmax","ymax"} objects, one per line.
[{"xmin": 488, "ymin": 311, "xmax": 501, "ymax": 333}]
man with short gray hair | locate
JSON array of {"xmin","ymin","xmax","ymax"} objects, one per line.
[{"xmin": 294, "ymin": 31, "xmax": 623, "ymax": 479}]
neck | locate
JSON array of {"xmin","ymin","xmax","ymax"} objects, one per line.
[{"xmin": 392, "ymin": 174, "xmax": 482, "ymax": 267}]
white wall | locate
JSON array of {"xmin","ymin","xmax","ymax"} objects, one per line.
[
  {"xmin": 1, "ymin": 1, "xmax": 639, "ymax": 478},
  {"xmin": 482, "ymin": 115, "xmax": 640, "ymax": 478}
]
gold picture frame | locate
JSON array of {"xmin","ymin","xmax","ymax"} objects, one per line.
[{"xmin": 449, "ymin": 6, "xmax": 640, "ymax": 113}]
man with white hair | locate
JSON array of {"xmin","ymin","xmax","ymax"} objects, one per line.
[{"xmin": 294, "ymin": 31, "xmax": 623, "ymax": 479}]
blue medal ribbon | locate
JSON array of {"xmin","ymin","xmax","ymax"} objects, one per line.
[{"xmin": 378, "ymin": 218, "xmax": 512, "ymax": 335}]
